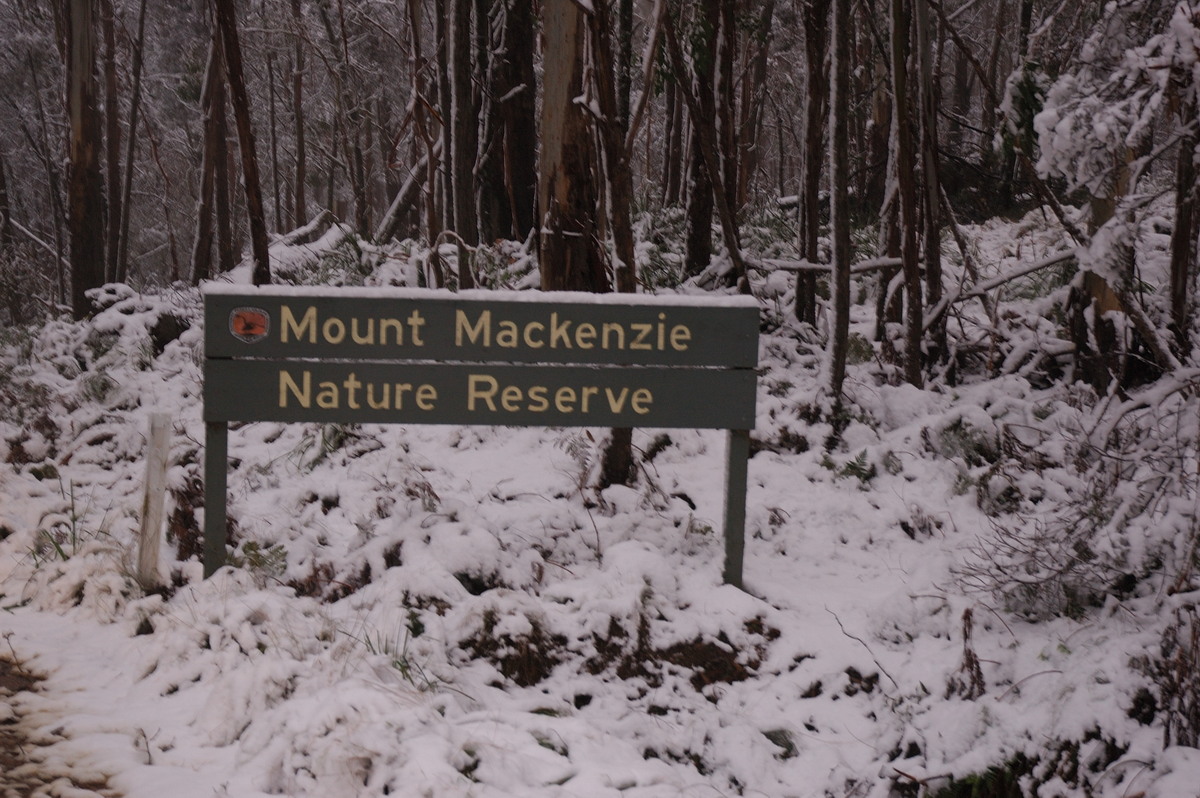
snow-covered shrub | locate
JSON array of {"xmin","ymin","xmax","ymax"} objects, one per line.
[{"xmin": 1153, "ymin": 605, "xmax": 1200, "ymax": 747}]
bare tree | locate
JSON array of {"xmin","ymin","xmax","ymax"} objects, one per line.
[
  {"xmin": 539, "ymin": 0, "xmax": 607, "ymax": 293},
  {"xmin": 66, "ymin": 0, "xmax": 105, "ymax": 318},
  {"xmin": 213, "ymin": 0, "xmax": 270, "ymax": 285},
  {"xmin": 829, "ymin": 0, "xmax": 851, "ymax": 399}
]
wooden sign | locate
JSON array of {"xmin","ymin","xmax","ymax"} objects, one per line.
[{"xmin": 203, "ymin": 285, "xmax": 759, "ymax": 587}]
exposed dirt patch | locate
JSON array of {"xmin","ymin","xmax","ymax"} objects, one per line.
[{"xmin": 0, "ymin": 656, "xmax": 116, "ymax": 798}]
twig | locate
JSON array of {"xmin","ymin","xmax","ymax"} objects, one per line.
[
  {"xmin": 826, "ymin": 608, "xmax": 899, "ymax": 690},
  {"xmin": 996, "ymin": 669, "xmax": 1063, "ymax": 701}
]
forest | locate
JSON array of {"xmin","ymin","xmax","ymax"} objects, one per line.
[
  {"xmin": 4, "ymin": 0, "xmax": 1193, "ymax": 393},
  {"xmin": 2, "ymin": 0, "xmax": 1200, "ymax": 796}
]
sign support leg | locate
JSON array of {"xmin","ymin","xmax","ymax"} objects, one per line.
[
  {"xmin": 204, "ymin": 421, "xmax": 228, "ymax": 577},
  {"xmin": 723, "ymin": 428, "xmax": 750, "ymax": 589}
]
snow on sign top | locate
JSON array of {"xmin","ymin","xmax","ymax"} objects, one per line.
[
  {"xmin": 203, "ymin": 286, "xmax": 760, "ymax": 368},
  {"xmin": 202, "ymin": 282, "xmax": 760, "ymax": 308}
]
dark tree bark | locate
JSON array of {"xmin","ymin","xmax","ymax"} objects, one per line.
[
  {"xmin": 916, "ymin": 0, "xmax": 944, "ymax": 360},
  {"xmin": 0, "ymin": 147, "xmax": 13, "ymax": 253},
  {"xmin": 289, "ymin": 0, "xmax": 307, "ymax": 230},
  {"xmin": 450, "ymin": 0, "xmax": 477, "ymax": 287},
  {"xmin": 665, "ymin": 6, "xmax": 748, "ymax": 286},
  {"xmin": 891, "ymin": 0, "xmax": 924, "ymax": 385},
  {"xmin": 1169, "ymin": 116, "xmax": 1196, "ymax": 357},
  {"xmin": 590, "ymin": 0, "xmax": 644, "ymax": 488},
  {"xmin": 682, "ymin": 0, "xmax": 718, "ymax": 278},
  {"xmin": 114, "ymin": 0, "xmax": 147, "ymax": 284},
  {"xmin": 100, "ymin": 0, "xmax": 120, "ymax": 284},
  {"xmin": 737, "ymin": 0, "xmax": 775, "ymax": 210},
  {"xmin": 213, "ymin": 0, "xmax": 271, "ymax": 285},
  {"xmin": 829, "ymin": 0, "xmax": 851, "ymax": 399},
  {"xmin": 795, "ymin": 0, "xmax": 830, "ymax": 325},
  {"xmin": 539, "ymin": 0, "xmax": 607, "ymax": 293},
  {"xmin": 717, "ymin": 0, "xmax": 738, "ymax": 213},
  {"xmin": 436, "ymin": 2, "xmax": 454, "ymax": 237},
  {"xmin": 191, "ymin": 33, "xmax": 222, "ymax": 285},
  {"xmin": 66, "ymin": 0, "xmax": 105, "ymax": 319},
  {"xmin": 267, "ymin": 53, "xmax": 282, "ymax": 234},
  {"xmin": 662, "ymin": 78, "xmax": 684, "ymax": 206}
]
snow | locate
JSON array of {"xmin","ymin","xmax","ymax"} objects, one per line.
[
  {"xmin": 204, "ymin": 281, "xmax": 759, "ymax": 309},
  {"xmin": 2, "ymin": 219, "xmax": 1199, "ymax": 798}
]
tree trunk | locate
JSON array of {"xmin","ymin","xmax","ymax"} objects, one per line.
[
  {"xmin": 100, "ymin": 0, "xmax": 121, "ymax": 284},
  {"xmin": 290, "ymin": 0, "xmax": 307, "ymax": 230},
  {"xmin": 665, "ymin": 8, "xmax": 747, "ymax": 286},
  {"xmin": 66, "ymin": 0, "xmax": 105, "ymax": 319},
  {"xmin": 916, "ymin": 0, "xmax": 944, "ymax": 361},
  {"xmin": 717, "ymin": 0, "xmax": 738, "ymax": 214},
  {"xmin": 190, "ymin": 34, "xmax": 222, "ymax": 285},
  {"xmin": 737, "ymin": 0, "xmax": 775, "ymax": 210},
  {"xmin": 0, "ymin": 148, "xmax": 12, "ymax": 253},
  {"xmin": 115, "ymin": 0, "xmax": 148, "ymax": 284},
  {"xmin": 662, "ymin": 79, "xmax": 684, "ymax": 206},
  {"xmin": 682, "ymin": 0, "xmax": 717, "ymax": 277},
  {"xmin": 539, "ymin": 0, "xmax": 607, "ymax": 293},
  {"xmin": 267, "ymin": 54, "xmax": 282, "ymax": 234},
  {"xmin": 1170, "ymin": 117, "xmax": 1196, "ymax": 357},
  {"xmin": 591, "ymin": 0, "xmax": 640, "ymax": 488},
  {"xmin": 450, "ymin": 0, "xmax": 477, "ymax": 287},
  {"xmin": 829, "ymin": 0, "xmax": 851, "ymax": 399},
  {"xmin": 505, "ymin": 0, "xmax": 538, "ymax": 239},
  {"xmin": 795, "ymin": 0, "xmax": 830, "ymax": 325},
  {"xmin": 891, "ymin": 0, "xmax": 924, "ymax": 385},
  {"xmin": 214, "ymin": 0, "xmax": 271, "ymax": 285}
]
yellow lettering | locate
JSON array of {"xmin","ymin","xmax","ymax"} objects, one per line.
[
  {"xmin": 630, "ymin": 323, "xmax": 653, "ymax": 350},
  {"xmin": 549, "ymin": 313, "xmax": 572, "ymax": 348},
  {"xmin": 344, "ymin": 373, "xmax": 361, "ymax": 409},
  {"xmin": 279, "ymin": 369, "xmax": 311, "ymax": 407},
  {"xmin": 554, "ymin": 386, "xmax": 577, "ymax": 413},
  {"xmin": 350, "ymin": 318, "xmax": 374, "ymax": 345},
  {"xmin": 528, "ymin": 386, "xmax": 549, "ymax": 412},
  {"xmin": 631, "ymin": 388, "xmax": 652, "ymax": 414},
  {"xmin": 323, "ymin": 318, "xmax": 346, "ymax": 344},
  {"xmin": 576, "ymin": 323, "xmax": 596, "ymax": 349},
  {"xmin": 394, "ymin": 383, "xmax": 414, "ymax": 406},
  {"xmin": 380, "ymin": 318, "xmax": 404, "ymax": 346},
  {"xmin": 316, "ymin": 381, "xmax": 339, "ymax": 409},
  {"xmin": 670, "ymin": 325, "xmax": 691, "ymax": 351},
  {"xmin": 581, "ymin": 386, "xmax": 598, "ymax": 412},
  {"xmin": 657, "ymin": 314, "xmax": 667, "ymax": 349},
  {"xmin": 602, "ymin": 322, "xmax": 625, "ymax": 349},
  {"xmin": 468, "ymin": 374, "xmax": 498, "ymax": 410},
  {"xmin": 456, "ymin": 310, "xmax": 491, "ymax": 347},
  {"xmin": 605, "ymin": 387, "xmax": 629, "ymax": 412},
  {"xmin": 367, "ymin": 383, "xmax": 390, "ymax": 409},
  {"xmin": 415, "ymin": 384, "xmax": 437, "ymax": 410},
  {"xmin": 280, "ymin": 305, "xmax": 317, "ymax": 343},
  {"xmin": 501, "ymin": 385, "xmax": 523, "ymax": 412},
  {"xmin": 496, "ymin": 320, "xmax": 519, "ymax": 348},
  {"xmin": 524, "ymin": 321, "xmax": 545, "ymax": 348},
  {"xmin": 407, "ymin": 310, "xmax": 426, "ymax": 346}
]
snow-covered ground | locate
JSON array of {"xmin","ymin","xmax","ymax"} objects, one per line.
[{"xmin": 2, "ymin": 219, "xmax": 1199, "ymax": 797}]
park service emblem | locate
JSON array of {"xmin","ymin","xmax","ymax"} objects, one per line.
[{"xmin": 229, "ymin": 307, "xmax": 270, "ymax": 343}]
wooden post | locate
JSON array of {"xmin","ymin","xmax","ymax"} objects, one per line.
[
  {"xmin": 204, "ymin": 421, "xmax": 228, "ymax": 577},
  {"xmin": 723, "ymin": 428, "xmax": 750, "ymax": 589},
  {"xmin": 137, "ymin": 413, "xmax": 170, "ymax": 589}
]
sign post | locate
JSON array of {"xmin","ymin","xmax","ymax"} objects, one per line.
[{"xmin": 203, "ymin": 286, "xmax": 758, "ymax": 585}]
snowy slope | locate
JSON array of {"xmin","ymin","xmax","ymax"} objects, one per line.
[{"xmin": 1, "ymin": 223, "xmax": 1198, "ymax": 798}]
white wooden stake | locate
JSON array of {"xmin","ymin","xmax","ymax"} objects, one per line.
[{"xmin": 137, "ymin": 413, "xmax": 170, "ymax": 589}]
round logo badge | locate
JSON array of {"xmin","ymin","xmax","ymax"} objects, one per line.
[{"xmin": 229, "ymin": 307, "xmax": 270, "ymax": 343}]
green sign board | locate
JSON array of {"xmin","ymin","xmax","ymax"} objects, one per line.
[{"xmin": 203, "ymin": 285, "xmax": 759, "ymax": 586}]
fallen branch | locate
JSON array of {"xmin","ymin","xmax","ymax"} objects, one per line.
[
  {"xmin": 923, "ymin": 250, "xmax": 1076, "ymax": 333},
  {"xmin": 757, "ymin": 256, "xmax": 903, "ymax": 274}
]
